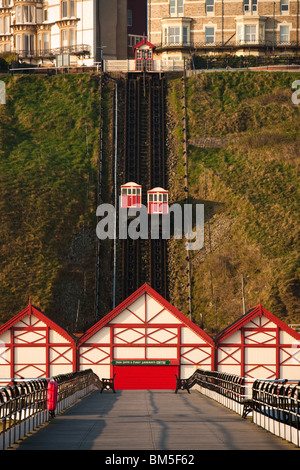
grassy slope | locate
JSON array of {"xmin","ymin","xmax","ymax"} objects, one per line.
[
  {"xmin": 166, "ymin": 71, "xmax": 300, "ymax": 333},
  {"xmin": 0, "ymin": 74, "xmax": 101, "ymax": 331}
]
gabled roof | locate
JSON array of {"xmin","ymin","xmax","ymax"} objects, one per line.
[
  {"xmin": 78, "ymin": 283, "xmax": 214, "ymax": 346},
  {"xmin": 134, "ymin": 37, "xmax": 156, "ymax": 50},
  {"xmin": 215, "ymin": 301, "xmax": 300, "ymax": 344},
  {"xmin": 0, "ymin": 299, "xmax": 75, "ymax": 344}
]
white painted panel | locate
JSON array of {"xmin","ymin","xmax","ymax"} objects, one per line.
[
  {"xmin": 110, "ymin": 308, "xmax": 144, "ymax": 324},
  {"xmin": 87, "ymin": 327, "xmax": 111, "ymax": 344},
  {"xmin": 114, "ymin": 347, "xmax": 145, "ymax": 359},
  {"xmin": 114, "ymin": 328, "xmax": 145, "ymax": 344},
  {"xmin": 0, "ymin": 330, "xmax": 10, "ymax": 343},
  {"xmin": 180, "ymin": 364, "xmax": 196, "ymax": 379},
  {"xmin": 128, "ymin": 295, "xmax": 146, "ymax": 322},
  {"xmin": 146, "ymin": 294, "xmax": 164, "ymax": 321},
  {"xmin": 245, "ymin": 347, "xmax": 276, "ymax": 364},
  {"xmin": 14, "ymin": 330, "xmax": 46, "ymax": 344},
  {"xmin": 279, "ymin": 365, "xmax": 300, "ymax": 380},
  {"xmin": 217, "ymin": 346, "xmax": 241, "ymax": 364},
  {"xmin": 280, "ymin": 330, "xmax": 300, "ymax": 344},
  {"xmin": 245, "ymin": 331, "xmax": 276, "ymax": 344},
  {"xmin": 15, "ymin": 347, "xmax": 46, "ymax": 363},
  {"xmin": 245, "ymin": 364, "xmax": 276, "ymax": 380},
  {"xmin": 0, "ymin": 365, "xmax": 11, "ymax": 381},
  {"xmin": 146, "ymin": 347, "xmax": 177, "ymax": 359},
  {"xmin": 280, "ymin": 346, "xmax": 300, "ymax": 365},
  {"xmin": 217, "ymin": 364, "xmax": 241, "ymax": 375},
  {"xmin": 80, "ymin": 346, "xmax": 110, "ymax": 364},
  {"xmin": 181, "ymin": 327, "xmax": 206, "ymax": 344},
  {"xmin": 181, "ymin": 346, "xmax": 211, "ymax": 365},
  {"xmin": 148, "ymin": 309, "xmax": 181, "ymax": 324},
  {"xmin": 219, "ymin": 330, "xmax": 241, "ymax": 344},
  {"xmin": 49, "ymin": 329, "xmax": 71, "ymax": 343},
  {"xmin": 49, "ymin": 346, "xmax": 73, "ymax": 364}
]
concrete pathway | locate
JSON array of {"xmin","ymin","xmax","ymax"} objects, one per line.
[{"xmin": 11, "ymin": 389, "xmax": 298, "ymax": 451}]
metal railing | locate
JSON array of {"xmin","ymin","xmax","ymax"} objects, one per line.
[
  {"xmin": 190, "ymin": 369, "xmax": 246, "ymax": 403},
  {"xmin": 0, "ymin": 369, "xmax": 102, "ymax": 449},
  {"xmin": 252, "ymin": 379, "xmax": 300, "ymax": 428}
]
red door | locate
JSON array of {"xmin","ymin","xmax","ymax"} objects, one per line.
[{"xmin": 113, "ymin": 365, "xmax": 178, "ymax": 390}]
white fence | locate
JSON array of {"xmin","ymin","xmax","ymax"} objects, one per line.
[{"xmin": 103, "ymin": 59, "xmax": 185, "ymax": 73}]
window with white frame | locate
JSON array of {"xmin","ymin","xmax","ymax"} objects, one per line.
[
  {"xmin": 23, "ymin": 5, "xmax": 35, "ymax": 23},
  {"xmin": 4, "ymin": 15, "xmax": 9, "ymax": 33},
  {"xmin": 206, "ymin": 0, "xmax": 214, "ymax": 13},
  {"xmin": 61, "ymin": 29, "xmax": 68, "ymax": 47},
  {"xmin": 280, "ymin": 0, "xmax": 289, "ymax": 13},
  {"xmin": 280, "ymin": 25, "xmax": 289, "ymax": 43},
  {"xmin": 245, "ymin": 25, "xmax": 256, "ymax": 43},
  {"xmin": 205, "ymin": 26, "xmax": 215, "ymax": 44},
  {"xmin": 170, "ymin": 0, "xmax": 183, "ymax": 17},
  {"xmin": 163, "ymin": 25, "xmax": 190, "ymax": 45},
  {"xmin": 169, "ymin": 26, "xmax": 180, "ymax": 44},
  {"xmin": 244, "ymin": 0, "xmax": 257, "ymax": 13},
  {"xmin": 69, "ymin": 28, "xmax": 75, "ymax": 46},
  {"xmin": 61, "ymin": 0, "xmax": 68, "ymax": 18},
  {"xmin": 23, "ymin": 34, "xmax": 35, "ymax": 52}
]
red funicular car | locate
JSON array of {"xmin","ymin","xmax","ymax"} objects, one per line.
[
  {"xmin": 121, "ymin": 182, "xmax": 142, "ymax": 209},
  {"xmin": 147, "ymin": 187, "xmax": 168, "ymax": 214}
]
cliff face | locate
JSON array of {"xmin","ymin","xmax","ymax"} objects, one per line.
[{"xmin": 166, "ymin": 72, "xmax": 300, "ymax": 333}]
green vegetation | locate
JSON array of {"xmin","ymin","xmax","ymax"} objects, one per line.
[
  {"xmin": 0, "ymin": 74, "xmax": 101, "ymax": 330},
  {"xmin": 166, "ymin": 72, "xmax": 300, "ymax": 332}
]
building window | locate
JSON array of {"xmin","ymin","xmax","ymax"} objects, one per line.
[
  {"xmin": 16, "ymin": 5, "xmax": 21, "ymax": 23},
  {"xmin": 70, "ymin": 28, "xmax": 75, "ymax": 46},
  {"xmin": 163, "ymin": 25, "xmax": 189, "ymax": 45},
  {"xmin": 169, "ymin": 26, "xmax": 180, "ymax": 44},
  {"xmin": 245, "ymin": 25, "xmax": 256, "ymax": 43},
  {"xmin": 15, "ymin": 5, "xmax": 35, "ymax": 24},
  {"xmin": 205, "ymin": 26, "xmax": 215, "ymax": 44},
  {"xmin": 61, "ymin": 1, "xmax": 68, "ymax": 18},
  {"xmin": 244, "ymin": 0, "xmax": 257, "ymax": 13},
  {"xmin": 4, "ymin": 15, "xmax": 9, "ymax": 33},
  {"xmin": 23, "ymin": 5, "xmax": 35, "ymax": 23},
  {"xmin": 280, "ymin": 25, "xmax": 289, "ymax": 43},
  {"xmin": 170, "ymin": 0, "xmax": 183, "ymax": 17},
  {"xmin": 280, "ymin": 0, "xmax": 289, "ymax": 13},
  {"xmin": 70, "ymin": 0, "xmax": 75, "ymax": 17},
  {"xmin": 61, "ymin": 29, "xmax": 68, "ymax": 47},
  {"xmin": 206, "ymin": 0, "xmax": 214, "ymax": 14},
  {"xmin": 23, "ymin": 34, "xmax": 35, "ymax": 53}
]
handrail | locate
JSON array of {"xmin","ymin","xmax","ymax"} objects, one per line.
[
  {"xmin": 252, "ymin": 379, "xmax": 300, "ymax": 429},
  {"xmin": 189, "ymin": 369, "xmax": 246, "ymax": 403}
]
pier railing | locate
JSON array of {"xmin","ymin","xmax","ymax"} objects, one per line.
[{"xmin": 0, "ymin": 369, "xmax": 102, "ymax": 450}]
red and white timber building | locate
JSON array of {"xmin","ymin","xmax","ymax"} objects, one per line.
[
  {"xmin": 0, "ymin": 299, "xmax": 76, "ymax": 384},
  {"xmin": 78, "ymin": 284, "xmax": 214, "ymax": 390},
  {"xmin": 0, "ymin": 288, "xmax": 299, "ymax": 390},
  {"xmin": 215, "ymin": 301, "xmax": 300, "ymax": 392}
]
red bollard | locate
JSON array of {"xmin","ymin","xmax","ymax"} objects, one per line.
[{"xmin": 47, "ymin": 380, "xmax": 58, "ymax": 418}]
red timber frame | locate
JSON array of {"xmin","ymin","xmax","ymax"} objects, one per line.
[
  {"xmin": 0, "ymin": 300, "xmax": 76, "ymax": 381},
  {"xmin": 133, "ymin": 36, "xmax": 155, "ymax": 72},
  {"xmin": 215, "ymin": 302, "xmax": 300, "ymax": 381},
  {"xmin": 78, "ymin": 284, "xmax": 214, "ymax": 386}
]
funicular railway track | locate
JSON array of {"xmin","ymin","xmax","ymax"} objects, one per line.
[{"xmin": 122, "ymin": 73, "xmax": 167, "ymax": 300}]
